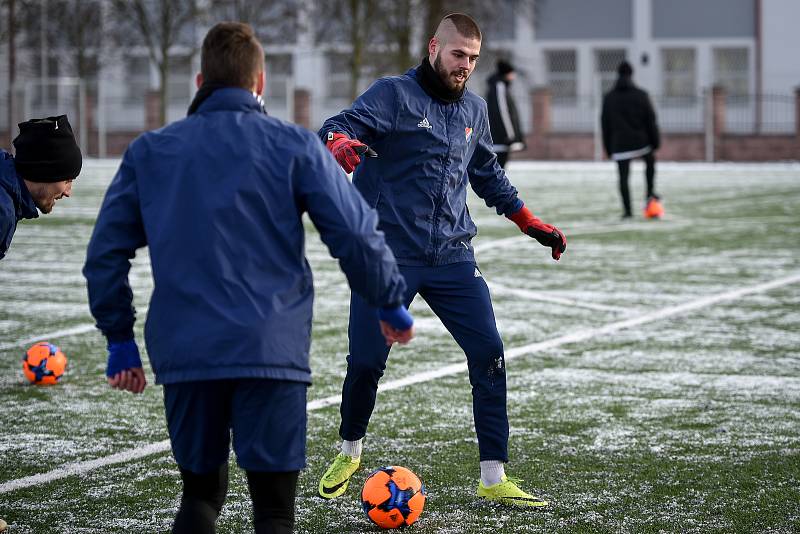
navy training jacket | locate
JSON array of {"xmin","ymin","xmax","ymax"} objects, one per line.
[
  {"xmin": 320, "ymin": 66, "xmax": 523, "ymax": 267},
  {"xmin": 0, "ymin": 150, "xmax": 39, "ymax": 260},
  {"xmin": 83, "ymin": 88, "xmax": 406, "ymax": 385}
]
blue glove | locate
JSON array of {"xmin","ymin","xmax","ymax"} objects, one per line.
[
  {"xmin": 106, "ymin": 339, "xmax": 143, "ymax": 377},
  {"xmin": 378, "ymin": 304, "xmax": 414, "ymax": 331}
]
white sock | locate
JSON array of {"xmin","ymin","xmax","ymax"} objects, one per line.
[
  {"xmin": 480, "ymin": 460, "xmax": 505, "ymax": 487},
  {"xmin": 341, "ymin": 439, "xmax": 362, "ymax": 459}
]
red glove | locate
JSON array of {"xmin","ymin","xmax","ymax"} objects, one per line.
[
  {"xmin": 508, "ymin": 206, "xmax": 567, "ymax": 261},
  {"xmin": 325, "ymin": 132, "xmax": 370, "ymax": 173}
]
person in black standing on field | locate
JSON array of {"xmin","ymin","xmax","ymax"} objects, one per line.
[
  {"xmin": 486, "ymin": 60, "xmax": 525, "ymax": 169},
  {"xmin": 601, "ymin": 61, "xmax": 662, "ymax": 219}
]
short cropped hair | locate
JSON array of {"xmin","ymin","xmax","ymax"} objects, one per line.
[
  {"xmin": 617, "ymin": 60, "xmax": 633, "ymax": 77},
  {"xmin": 201, "ymin": 22, "xmax": 264, "ymax": 88},
  {"xmin": 440, "ymin": 13, "xmax": 482, "ymax": 41}
]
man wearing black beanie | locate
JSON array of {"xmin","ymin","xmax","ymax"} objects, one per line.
[{"xmin": 0, "ymin": 114, "xmax": 82, "ymax": 260}]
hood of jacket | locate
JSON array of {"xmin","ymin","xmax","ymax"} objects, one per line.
[
  {"xmin": 614, "ymin": 75, "xmax": 636, "ymax": 91},
  {"xmin": 0, "ymin": 150, "xmax": 39, "ymax": 221}
]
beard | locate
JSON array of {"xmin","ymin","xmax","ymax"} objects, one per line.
[
  {"xmin": 433, "ymin": 52, "xmax": 470, "ymax": 91},
  {"xmin": 25, "ymin": 183, "xmax": 54, "ymax": 213},
  {"xmin": 33, "ymin": 198, "xmax": 54, "ymax": 213}
]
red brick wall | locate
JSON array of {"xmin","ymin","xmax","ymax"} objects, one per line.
[
  {"xmin": 717, "ymin": 135, "xmax": 799, "ymax": 161},
  {"xmin": 293, "ymin": 88, "xmax": 311, "ymax": 130},
  {"xmin": 85, "ymin": 131, "xmax": 142, "ymax": 157},
  {"xmin": 658, "ymin": 134, "xmax": 706, "ymax": 161},
  {"xmin": 519, "ymin": 131, "xmax": 798, "ymax": 161},
  {"xmin": 519, "ymin": 134, "xmax": 595, "ymax": 160},
  {"xmin": 520, "ymin": 87, "xmax": 800, "ymax": 161}
]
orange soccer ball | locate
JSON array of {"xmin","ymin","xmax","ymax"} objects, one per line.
[
  {"xmin": 361, "ymin": 466, "xmax": 426, "ymax": 529},
  {"xmin": 22, "ymin": 342, "xmax": 68, "ymax": 385}
]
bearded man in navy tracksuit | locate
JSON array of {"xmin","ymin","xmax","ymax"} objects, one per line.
[
  {"xmin": 83, "ymin": 22, "xmax": 413, "ymax": 534},
  {"xmin": 317, "ymin": 13, "xmax": 566, "ymax": 507}
]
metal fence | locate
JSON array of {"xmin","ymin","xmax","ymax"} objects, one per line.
[
  {"xmin": 724, "ymin": 93, "xmax": 797, "ymax": 134},
  {"xmin": 3, "ymin": 78, "xmax": 795, "ymax": 158},
  {"xmin": 549, "ymin": 91, "xmax": 797, "ymax": 135},
  {"xmin": 3, "ymin": 77, "xmax": 294, "ymax": 157}
]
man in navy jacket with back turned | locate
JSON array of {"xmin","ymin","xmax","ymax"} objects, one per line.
[
  {"xmin": 83, "ymin": 22, "xmax": 413, "ymax": 534},
  {"xmin": 317, "ymin": 13, "xmax": 566, "ymax": 508}
]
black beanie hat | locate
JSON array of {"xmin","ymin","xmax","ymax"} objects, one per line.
[
  {"xmin": 13, "ymin": 115, "xmax": 82, "ymax": 183},
  {"xmin": 497, "ymin": 60, "xmax": 515, "ymax": 76},
  {"xmin": 617, "ymin": 60, "xmax": 633, "ymax": 77}
]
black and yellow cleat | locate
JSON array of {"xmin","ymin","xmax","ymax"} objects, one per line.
[
  {"xmin": 477, "ymin": 475, "xmax": 549, "ymax": 508},
  {"xmin": 318, "ymin": 453, "xmax": 361, "ymax": 499}
]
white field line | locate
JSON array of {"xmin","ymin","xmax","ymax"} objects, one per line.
[
  {"xmin": 1, "ymin": 271, "xmax": 798, "ymax": 495},
  {"xmin": 0, "ymin": 325, "xmax": 99, "ymax": 351},
  {"xmin": 473, "ymin": 220, "xmax": 689, "ymax": 254},
  {"xmin": 487, "ymin": 282, "xmax": 630, "ymax": 313},
  {"xmin": 0, "ymin": 308, "xmax": 148, "ymax": 352},
  {"xmin": 0, "ymin": 220, "xmax": 667, "ymax": 352}
]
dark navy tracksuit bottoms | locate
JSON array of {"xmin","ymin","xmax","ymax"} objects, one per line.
[{"xmin": 339, "ymin": 262, "xmax": 509, "ymax": 462}]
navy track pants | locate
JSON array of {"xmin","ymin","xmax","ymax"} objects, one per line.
[{"xmin": 339, "ymin": 262, "xmax": 509, "ymax": 462}]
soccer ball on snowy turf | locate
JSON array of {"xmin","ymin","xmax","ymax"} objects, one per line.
[
  {"xmin": 22, "ymin": 342, "xmax": 67, "ymax": 385},
  {"xmin": 361, "ymin": 466, "xmax": 426, "ymax": 529}
]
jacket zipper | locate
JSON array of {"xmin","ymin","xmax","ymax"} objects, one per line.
[{"xmin": 430, "ymin": 103, "xmax": 453, "ymax": 266}]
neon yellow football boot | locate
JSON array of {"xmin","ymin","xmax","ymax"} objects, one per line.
[
  {"xmin": 477, "ymin": 475, "xmax": 549, "ymax": 507},
  {"xmin": 318, "ymin": 453, "xmax": 361, "ymax": 499}
]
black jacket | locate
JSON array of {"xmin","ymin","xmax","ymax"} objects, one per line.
[
  {"xmin": 486, "ymin": 74, "xmax": 525, "ymax": 151},
  {"xmin": 601, "ymin": 76, "xmax": 660, "ymax": 157}
]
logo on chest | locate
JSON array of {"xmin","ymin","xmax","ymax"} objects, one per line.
[
  {"xmin": 417, "ymin": 117, "xmax": 432, "ymax": 130},
  {"xmin": 465, "ymin": 127, "xmax": 473, "ymax": 142}
]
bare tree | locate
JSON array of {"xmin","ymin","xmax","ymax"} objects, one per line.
[
  {"xmin": 418, "ymin": 0, "xmax": 527, "ymax": 56},
  {"xmin": 314, "ymin": 0, "xmax": 534, "ymax": 103},
  {"xmin": 60, "ymin": 0, "xmax": 105, "ymax": 80},
  {"xmin": 0, "ymin": 0, "xmax": 8, "ymax": 42},
  {"xmin": 111, "ymin": 0, "xmax": 203, "ymax": 126},
  {"xmin": 6, "ymin": 0, "xmax": 16, "ymax": 146},
  {"xmin": 378, "ymin": 0, "xmax": 416, "ymax": 74},
  {"xmin": 16, "ymin": 0, "xmax": 110, "ymax": 83},
  {"xmin": 211, "ymin": 0, "xmax": 300, "ymax": 45},
  {"xmin": 315, "ymin": 0, "xmax": 380, "ymax": 101},
  {"xmin": 377, "ymin": 0, "xmax": 535, "ymax": 76}
]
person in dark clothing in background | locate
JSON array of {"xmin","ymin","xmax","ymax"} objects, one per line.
[
  {"xmin": 486, "ymin": 60, "xmax": 525, "ymax": 168},
  {"xmin": 0, "ymin": 115, "xmax": 81, "ymax": 260},
  {"xmin": 601, "ymin": 61, "xmax": 663, "ymax": 219},
  {"xmin": 83, "ymin": 22, "xmax": 413, "ymax": 534}
]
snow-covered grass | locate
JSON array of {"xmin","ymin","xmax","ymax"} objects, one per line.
[{"xmin": 0, "ymin": 160, "xmax": 798, "ymax": 533}]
